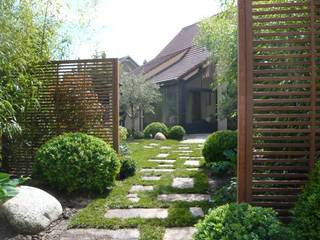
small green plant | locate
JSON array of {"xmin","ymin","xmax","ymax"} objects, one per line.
[
  {"xmin": 118, "ymin": 157, "xmax": 136, "ymax": 179},
  {"xmin": 34, "ymin": 132, "xmax": 120, "ymax": 193},
  {"xmin": 133, "ymin": 131, "xmax": 144, "ymax": 139},
  {"xmin": 119, "ymin": 142, "xmax": 130, "ymax": 156},
  {"xmin": 143, "ymin": 122, "xmax": 169, "ymax": 138},
  {"xmin": 168, "ymin": 125, "xmax": 186, "ymax": 140},
  {"xmin": 291, "ymin": 160, "xmax": 320, "ymax": 240},
  {"xmin": 0, "ymin": 173, "xmax": 28, "ymax": 204},
  {"xmin": 202, "ymin": 130, "xmax": 237, "ymax": 174},
  {"xmin": 120, "ymin": 126, "xmax": 128, "ymax": 142},
  {"xmin": 194, "ymin": 203, "xmax": 291, "ymax": 240},
  {"xmin": 212, "ymin": 178, "xmax": 237, "ymax": 206}
]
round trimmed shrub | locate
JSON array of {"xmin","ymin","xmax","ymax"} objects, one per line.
[
  {"xmin": 143, "ymin": 122, "xmax": 169, "ymax": 138},
  {"xmin": 291, "ymin": 160, "xmax": 320, "ymax": 240},
  {"xmin": 168, "ymin": 125, "xmax": 186, "ymax": 140},
  {"xmin": 118, "ymin": 157, "xmax": 136, "ymax": 179},
  {"xmin": 34, "ymin": 132, "xmax": 120, "ymax": 193},
  {"xmin": 194, "ymin": 203, "xmax": 290, "ymax": 240},
  {"xmin": 120, "ymin": 126, "xmax": 128, "ymax": 142},
  {"xmin": 202, "ymin": 130, "xmax": 237, "ymax": 164}
]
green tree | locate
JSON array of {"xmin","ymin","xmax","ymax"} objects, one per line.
[
  {"xmin": 198, "ymin": 0, "xmax": 237, "ymax": 121},
  {"xmin": 0, "ymin": 0, "xmax": 62, "ymax": 138},
  {"xmin": 120, "ymin": 73, "xmax": 161, "ymax": 132}
]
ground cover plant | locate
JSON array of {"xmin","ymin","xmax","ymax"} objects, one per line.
[
  {"xmin": 70, "ymin": 139, "xmax": 212, "ymax": 239},
  {"xmin": 34, "ymin": 132, "xmax": 120, "ymax": 193}
]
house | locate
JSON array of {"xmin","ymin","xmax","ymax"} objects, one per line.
[
  {"xmin": 134, "ymin": 22, "xmax": 227, "ymax": 133},
  {"xmin": 120, "ymin": 56, "xmax": 140, "ymax": 73}
]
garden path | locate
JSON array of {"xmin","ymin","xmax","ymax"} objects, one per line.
[{"xmin": 62, "ymin": 139, "xmax": 217, "ymax": 240}]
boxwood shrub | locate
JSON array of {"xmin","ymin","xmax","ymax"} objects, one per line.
[
  {"xmin": 168, "ymin": 125, "xmax": 186, "ymax": 140},
  {"xmin": 194, "ymin": 203, "xmax": 290, "ymax": 240},
  {"xmin": 291, "ymin": 160, "xmax": 320, "ymax": 240},
  {"xmin": 34, "ymin": 132, "xmax": 120, "ymax": 193},
  {"xmin": 202, "ymin": 130, "xmax": 237, "ymax": 175},
  {"xmin": 118, "ymin": 157, "xmax": 136, "ymax": 179},
  {"xmin": 143, "ymin": 122, "xmax": 169, "ymax": 138}
]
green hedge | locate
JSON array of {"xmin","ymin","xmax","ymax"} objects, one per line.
[
  {"xmin": 291, "ymin": 160, "xmax": 320, "ymax": 240},
  {"xmin": 118, "ymin": 157, "xmax": 136, "ymax": 179},
  {"xmin": 168, "ymin": 125, "xmax": 186, "ymax": 140},
  {"xmin": 143, "ymin": 122, "xmax": 168, "ymax": 138},
  {"xmin": 34, "ymin": 132, "xmax": 120, "ymax": 193},
  {"xmin": 194, "ymin": 203, "xmax": 290, "ymax": 240},
  {"xmin": 119, "ymin": 126, "xmax": 128, "ymax": 142}
]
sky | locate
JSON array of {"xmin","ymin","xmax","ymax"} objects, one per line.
[{"xmin": 63, "ymin": 0, "xmax": 220, "ymax": 65}]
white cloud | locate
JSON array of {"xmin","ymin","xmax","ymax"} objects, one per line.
[{"xmin": 66, "ymin": 0, "xmax": 220, "ymax": 65}]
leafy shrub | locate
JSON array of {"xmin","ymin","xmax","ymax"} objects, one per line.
[
  {"xmin": 119, "ymin": 142, "xmax": 130, "ymax": 156},
  {"xmin": 0, "ymin": 173, "xmax": 28, "ymax": 204},
  {"xmin": 291, "ymin": 160, "xmax": 320, "ymax": 240},
  {"xmin": 34, "ymin": 133, "xmax": 120, "ymax": 193},
  {"xmin": 209, "ymin": 149, "xmax": 237, "ymax": 175},
  {"xmin": 143, "ymin": 122, "xmax": 169, "ymax": 138},
  {"xmin": 212, "ymin": 178, "xmax": 237, "ymax": 206},
  {"xmin": 168, "ymin": 125, "xmax": 186, "ymax": 140},
  {"xmin": 194, "ymin": 203, "xmax": 290, "ymax": 240},
  {"xmin": 202, "ymin": 130, "xmax": 237, "ymax": 174},
  {"xmin": 133, "ymin": 131, "xmax": 144, "ymax": 139},
  {"xmin": 119, "ymin": 126, "xmax": 128, "ymax": 142},
  {"xmin": 118, "ymin": 157, "xmax": 136, "ymax": 179}
]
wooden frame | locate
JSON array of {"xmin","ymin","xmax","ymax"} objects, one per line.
[
  {"xmin": 237, "ymin": 0, "xmax": 320, "ymax": 219},
  {"xmin": 3, "ymin": 58, "xmax": 120, "ymax": 175}
]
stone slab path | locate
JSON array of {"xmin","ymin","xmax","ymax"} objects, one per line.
[
  {"xmin": 61, "ymin": 229, "xmax": 140, "ymax": 240},
  {"xmin": 163, "ymin": 227, "xmax": 196, "ymax": 240},
  {"xmin": 105, "ymin": 208, "xmax": 168, "ymax": 219}
]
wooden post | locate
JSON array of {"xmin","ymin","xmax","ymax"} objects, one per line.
[
  {"xmin": 113, "ymin": 59, "xmax": 120, "ymax": 153},
  {"xmin": 237, "ymin": 0, "xmax": 253, "ymax": 203}
]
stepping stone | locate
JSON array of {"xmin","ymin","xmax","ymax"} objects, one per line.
[
  {"xmin": 172, "ymin": 178, "xmax": 194, "ymax": 189},
  {"xmin": 149, "ymin": 159, "xmax": 176, "ymax": 163},
  {"xmin": 184, "ymin": 160, "xmax": 200, "ymax": 167},
  {"xmin": 105, "ymin": 208, "xmax": 168, "ymax": 219},
  {"xmin": 142, "ymin": 176, "xmax": 161, "ymax": 181},
  {"xmin": 190, "ymin": 207, "xmax": 204, "ymax": 217},
  {"xmin": 157, "ymin": 153, "xmax": 169, "ymax": 158},
  {"xmin": 156, "ymin": 164, "xmax": 174, "ymax": 168},
  {"xmin": 163, "ymin": 227, "xmax": 195, "ymax": 240},
  {"xmin": 179, "ymin": 156, "xmax": 190, "ymax": 159},
  {"xmin": 129, "ymin": 185, "xmax": 154, "ymax": 193},
  {"xmin": 61, "ymin": 229, "xmax": 140, "ymax": 240},
  {"xmin": 174, "ymin": 150, "xmax": 193, "ymax": 153},
  {"xmin": 186, "ymin": 168, "xmax": 200, "ymax": 171},
  {"xmin": 158, "ymin": 194, "xmax": 210, "ymax": 202},
  {"xmin": 144, "ymin": 146, "xmax": 153, "ymax": 149},
  {"xmin": 178, "ymin": 147, "xmax": 190, "ymax": 150},
  {"xmin": 127, "ymin": 193, "xmax": 140, "ymax": 203},
  {"xmin": 149, "ymin": 143, "xmax": 159, "ymax": 146},
  {"xmin": 141, "ymin": 168, "xmax": 174, "ymax": 173},
  {"xmin": 161, "ymin": 146, "xmax": 172, "ymax": 150}
]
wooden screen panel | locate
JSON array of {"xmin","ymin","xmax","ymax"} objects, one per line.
[
  {"xmin": 238, "ymin": 0, "xmax": 320, "ymax": 219},
  {"xmin": 3, "ymin": 59, "xmax": 119, "ymax": 175}
]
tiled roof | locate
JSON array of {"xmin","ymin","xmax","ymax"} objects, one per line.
[{"xmin": 136, "ymin": 23, "xmax": 209, "ymax": 83}]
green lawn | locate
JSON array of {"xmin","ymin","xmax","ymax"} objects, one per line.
[{"xmin": 70, "ymin": 139, "xmax": 215, "ymax": 240}]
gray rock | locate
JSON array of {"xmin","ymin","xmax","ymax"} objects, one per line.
[
  {"xmin": 190, "ymin": 207, "xmax": 204, "ymax": 217},
  {"xmin": 154, "ymin": 132, "xmax": 166, "ymax": 140},
  {"xmin": 0, "ymin": 186, "xmax": 63, "ymax": 234}
]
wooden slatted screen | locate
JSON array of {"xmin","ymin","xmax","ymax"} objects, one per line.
[
  {"xmin": 2, "ymin": 59, "xmax": 119, "ymax": 175},
  {"xmin": 238, "ymin": 0, "xmax": 320, "ymax": 219}
]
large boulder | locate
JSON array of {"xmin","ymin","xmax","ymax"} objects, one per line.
[
  {"xmin": 154, "ymin": 132, "xmax": 166, "ymax": 140},
  {"xmin": 0, "ymin": 186, "xmax": 63, "ymax": 234}
]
